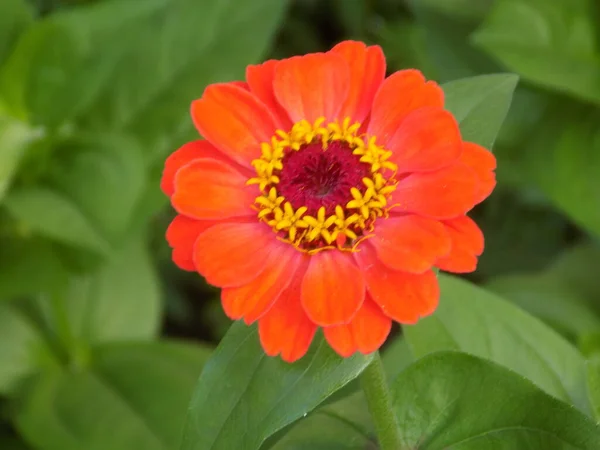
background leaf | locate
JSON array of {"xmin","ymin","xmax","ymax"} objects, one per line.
[
  {"xmin": 14, "ymin": 341, "xmax": 210, "ymax": 450},
  {"xmin": 404, "ymin": 274, "xmax": 592, "ymax": 414},
  {"xmin": 442, "ymin": 73, "xmax": 518, "ymax": 149},
  {"xmin": 82, "ymin": 0, "xmax": 289, "ymax": 160},
  {"xmin": 0, "ymin": 302, "xmax": 56, "ymax": 395},
  {"xmin": 47, "ymin": 133, "xmax": 146, "ymax": 242},
  {"xmin": 392, "ymin": 351, "xmax": 600, "ymax": 449},
  {"xmin": 0, "ymin": 0, "xmax": 32, "ymax": 66},
  {"xmin": 587, "ymin": 357, "xmax": 600, "ymax": 422},
  {"xmin": 62, "ymin": 235, "xmax": 161, "ymax": 345},
  {"xmin": 0, "ymin": 237, "xmax": 68, "ymax": 301},
  {"xmin": 472, "ymin": 0, "xmax": 600, "ymax": 105},
  {"xmin": 180, "ymin": 322, "xmax": 372, "ymax": 450},
  {"xmin": 516, "ymin": 106, "xmax": 600, "ymax": 237},
  {"xmin": 0, "ymin": 0, "xmax": 167, "ymax": 126},
  {"xmin": 0, "ymin": 114, "xmax": 40, "ymax": 202},
  {"xmin": 3, "ymin": 187, "xmax": 111, "ymax": 256}
]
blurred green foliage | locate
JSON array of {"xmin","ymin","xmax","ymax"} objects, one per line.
[{"xmin": 1, "ymin": 0, "xmax": 600, "ymax": 449}]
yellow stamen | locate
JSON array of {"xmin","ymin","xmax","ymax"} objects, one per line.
[{"xmin": 248, "ymin": 116, "xmax": 398, "ymax": 252}]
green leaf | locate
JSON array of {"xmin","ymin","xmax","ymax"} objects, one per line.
[
  {"xmin": 409, "ymin": 2, "xmax": 499, "ymax": 82},
  {"xmin": 83, "ymin": 0, "xmax": 289, "ymax": 159},
  {"xmin": 0, "ymin": 435, "xmax": 31, "ymax": 450},
  {"xmin": 0, "ymin": 0, "xmax": 33, "ymax": 66},
  {"xmin": 404, "ymin": 274, "xmax": 592, "ymax": 414},
  {"xmin": 413, "ymin": 0, "xmax": 494, "ymax": 22},
  {"xmin": 519, "ymin": 107, "xmax": 600, "ymax": 237},
  {"xmin": 63, "ymin": 235, "xmax": 161, "ymax": 344},
  {"xmin": 473, "ymin": 189, "xmax": 568, "ymax": 277},
  {"xmin": 0, "ymin": 237, "xmax": 69, "ymax": 300},
  {"xmin": 587, "ymin": 357, "xmax": 600, "ymax": 421},
  {"xmin": 442, "ymin": 73, "xmax": 518, "ymax": 149},
  {"xmin": 180, "ymin": 322, "xmax": 372, "ymax": 450},
  {"xmin": 381, "ymin": 336, "xmax": 414, "ymax": 383},
  {"xmin": 472, "ymin": 0, "xmax": 600, "ymax": 104},
  {"xmin": 267, "ymin": 337, "xmax": 414, "ymax": 450},
  {"xmin": 486, "ymin": 274, "xmax": 600, "ymax": 340},
  {"xmin": 546, "ymin": 241, "xmax": 600, "ymax": 309},
  {"xmin": 15, "ymin": 341, "xmax": 211, "ymax": 450},
  {"xmin": 3, "ymin": 187, "xmax": 111, "ymax": 255},
  {"xmin": 48, "ymin": 133, "xmax": 146, "ymax": 241},
  {"xmin": 392, "ymin": 351, "xmax": 600, "ymax": 449},
  {"xmin": 0, "ymin": 302, "xmax": 55, "ymax": 395},
  {"xmin": 0, "ymin": 114, "xmax": 40, "ymax": 202},
  {"xmin": 268, "ymin": 390, "xmax": 375, "ymax": 450},
  {"xmin": 0, "ymin": 0, "xmax": 168, "ymax": 126}
]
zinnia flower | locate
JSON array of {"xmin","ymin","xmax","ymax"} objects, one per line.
[{"xmin": 161, "ymin": 40, "xmax": 496, "ymax": 362}]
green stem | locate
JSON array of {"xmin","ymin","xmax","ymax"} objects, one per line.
[{"xmin": 360, "ymin": 352, "xmax": 404, "ymax": 450}]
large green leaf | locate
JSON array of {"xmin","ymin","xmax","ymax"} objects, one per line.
[
  {"xmin": 83, "ymin": 0, "xmax": 288, "ymax": 159},
  {"xmin": 0, "ymin": 0, "xmax": 167, "ymax": 126},
  {"xmin": 473, "ymin": 0, "xmax": 600, "ymax": 104},
  {"xmin": 48, "ymin": 133, "xmax": 146, "ymax": 242},
  {"xmin": 392, "ymin": 351, "xmax": 600, "ymax": 449},
  {"xmin": 486, "ymin": 274, "xmax": 600, "ymax": 340},
  {"xmin": 0, "ymin": 302, "xmax": 56, "ymax": 395},
  {"xmin": 3, "ymin": 187, "xmax": 111, "ymax": 255},
  {"xmin": 0, "ymin": 0, "xmax": 32, "ymax": 66},
  {"xmin": 180, "ymin": 322, "xmax": 372, "ymax": 450},
  {"xmin": 62, "ymin": 235, "xmax": 161, "ymax": 344},
  {"xmin": 587, "ymin": 357, "xmax": 600, "ymax": 422},
  {"xmin": 15, "ymin": 341, "xmax": 211, "ymax": 450},
  {"xmin": 268, "ymin": 390, "xmax": 375, "ymax": 450},
  {"xmin": 404, "ymin": 274, "xmax": 592, "ymax": 414},
  {"xmin": 442, "ymin": 74, "xmax": 518, "ymax": 149}
]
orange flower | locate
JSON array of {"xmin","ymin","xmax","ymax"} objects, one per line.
[{"xmin": 161, "ymin": 41, "xmax": 496, "ymax": 362}]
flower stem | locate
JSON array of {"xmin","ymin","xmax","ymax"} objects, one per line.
[{"xmin": 360, "ymin": 352, "xmax": 403, "ymax": 450}]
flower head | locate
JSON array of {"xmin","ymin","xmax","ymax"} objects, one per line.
[{"xmin": 161, "ymin": 41, "xmax": 496, "ymax": 362}]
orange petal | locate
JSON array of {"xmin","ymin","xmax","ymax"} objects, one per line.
[
  {"xmin": 166, "ymin": 215, "xmax": 217, "ymax": 271},
  {"xmin": 370, "ymin": 216, "xmax": 451, "ymax": 273},
  {"xmin": 323, "ymin": 324, "xmax": 356, "ymax": 357},
  {"xmin": 388, "ymin": 107, "xmax": 462, "ymax": 173},
  {"xmin": 324, "ymin": 297, "xmax": 391, "ymax": 357},
  {"xmin": 330, "ymin": 41, "xmax": 386, "ymax": 123},
  {"xmin": 258, "ymin": 271, "xmax": 317, "ymax": 363},
  {"xmin": 229, "ymin": 80, "xmax": 249, "ymax": 90},
  {"xmin": 273, "ymin": 52, "xmax": 350, "ymax": 123},
  {"xmin": 191, "ymin": 83, "xmax": 279, "ymax": 168},
  {"xmin": 301, "ymin": 251, "xmax": 365, "ymax": 326},
  {"xmin": 221, "ymin": 247, "xmax": 306, "ymax": 324},
  {"xmin": 246, "ymin": 59, "xmax": 293, "ymax": 129},
  {"xmin": 172, "ymin": 158, "xmax": 256, "ymax": 220},
  {"xmin": 355, "ymin": 243, "xmax": 440, "ymax": 323},
  {"xmin": 193, "ymin": 222, "xmax": 275, "ymax": 287},
  {"xmin": 161, "ymin": 140, "xmax": 233, "ymax": 197},
  {"xmin": 436, "ymin": 215, "xmax": 484, "ymax": 273},
  {"xmin": 461, "ymin": 142, "xmax": 497, "ymax": 204},
  {"xmin": 368, "ymin": 69, "xmax": 444, "ymax": 146},
  {"xmin": 392, "ymin": 162, "xmax": 479, "ymax": 219}
]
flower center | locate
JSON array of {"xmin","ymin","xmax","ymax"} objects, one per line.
[
  {"xmin": 248, "ymin": 117, "xmax": 398, "ymax": 253},
  {"xmin": 277, "ymin": 140, "xmax": 370, "ymax": 216}
]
